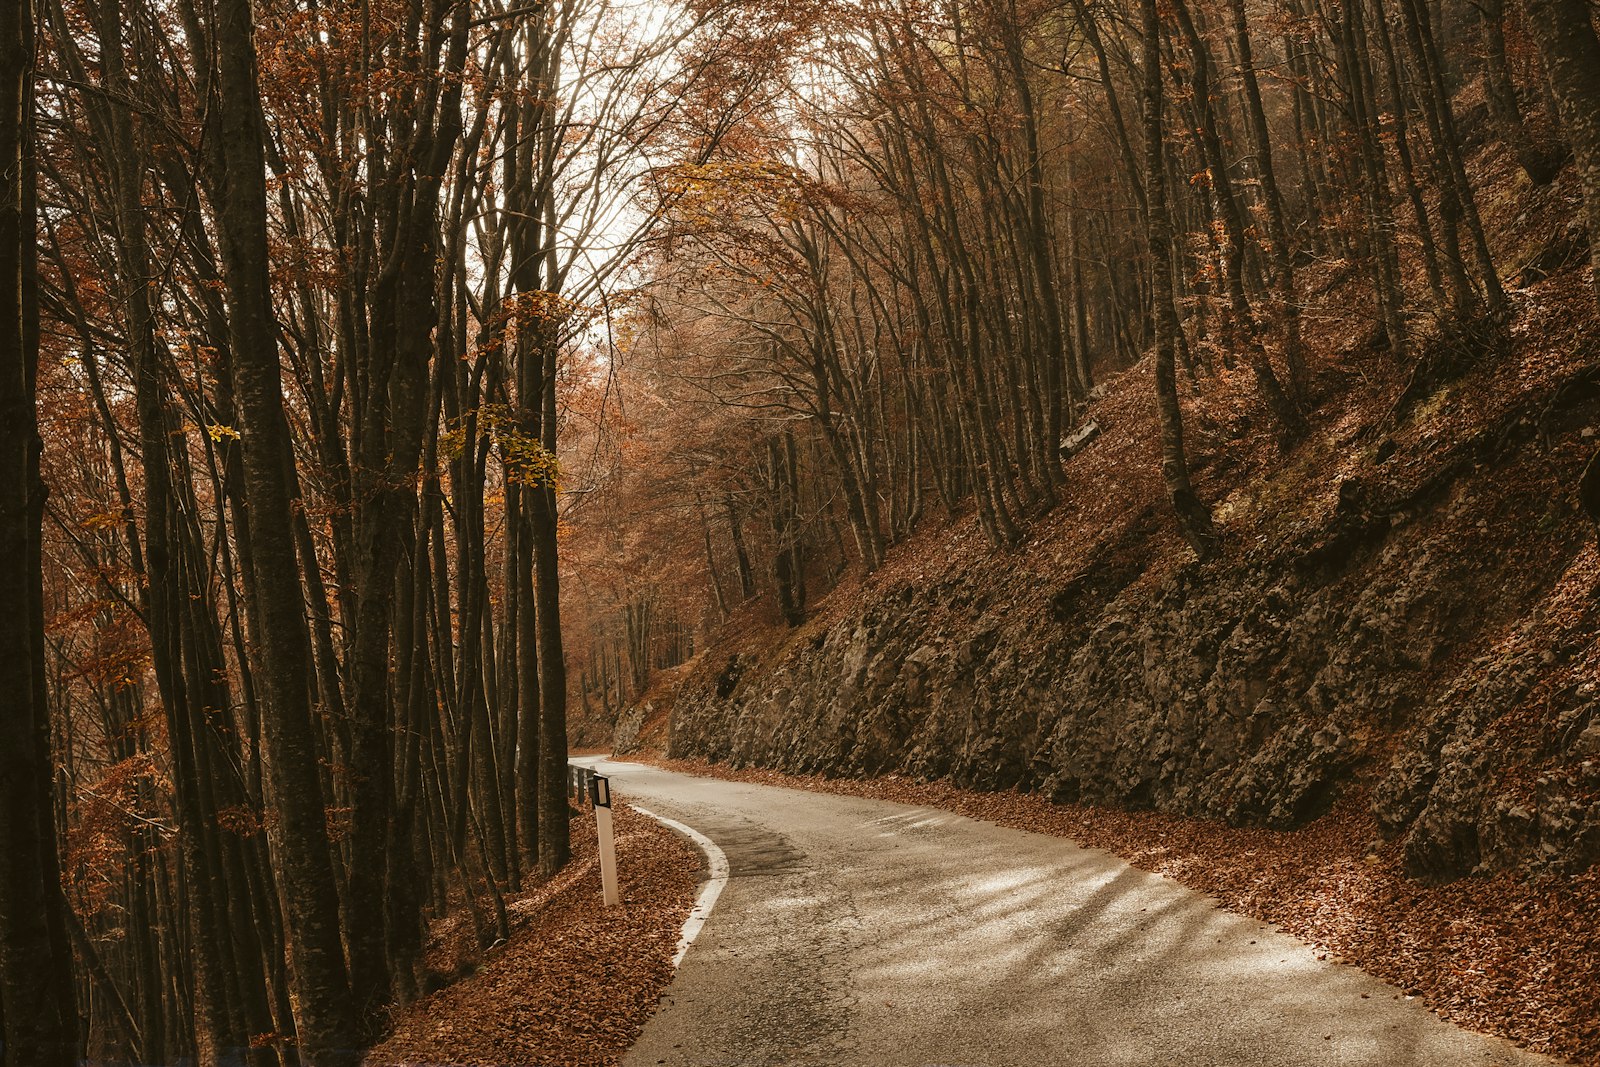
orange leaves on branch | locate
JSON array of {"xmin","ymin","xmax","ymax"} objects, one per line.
[
  {"xmin": 658, "ymin": 158, "xmax": 808, "ymax": 230},
  {"xmin": 441, "ymin": 403, "xmax": 563, "ymax": 490},
  {"xmin": 64, "ymin": 754, "xmax": 173, "ymax": 919},
  {"xmin": 503, "ymin": 288, "xmax": 598, "ymax": 331},
  {"xmin": 500, "ymin": 430, "xmax": 562, "ymax": 490},
  {"xmin": 214, "ymin": 804, "xmax": 266, "ymax": 837}
]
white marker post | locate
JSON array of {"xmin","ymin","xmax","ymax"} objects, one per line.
[{"xmin": 590, "ymin": 773, "xmax": 620, "ymax": 907}]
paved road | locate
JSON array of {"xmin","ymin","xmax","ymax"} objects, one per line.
[{"xmin": 586, "ymin": 759, "xmax": 1554, "ymax": 1067}]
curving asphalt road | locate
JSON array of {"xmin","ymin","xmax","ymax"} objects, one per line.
[{"xmin": 582, "ymin": 758, "xmax": 1554, "ymax": 1067}]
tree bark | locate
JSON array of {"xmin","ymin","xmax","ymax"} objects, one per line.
[
  {"xmin": 0, "ymin": 2, "xmax": 80, "ymax": 1059},
  {"xmin": 1520, "ymin": 0, "xmax": 1600, "ymax": 310},
  {"xmin": 204, "ymin": 0, "xmax": 360, "ymax": 1059},
  {"xmin": 1140, "ymin": 0, "xmax": 1220, "ymax": 560}
]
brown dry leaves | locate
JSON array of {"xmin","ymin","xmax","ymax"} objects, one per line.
[
  {"xmin": 365, "ymin": 806, "xmax": 701, "ymax": 1067},
  {"xmin": 642, "ymin": 755, "xmax": 1600, "ymax": 1066}
]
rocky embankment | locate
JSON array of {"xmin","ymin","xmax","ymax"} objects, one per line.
[{"xmin": 626, "ymin": 257, "xmax": 1600, "ymax": 883}]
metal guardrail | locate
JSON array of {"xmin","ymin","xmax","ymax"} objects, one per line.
[{"xmin": 568, "ymin": 764, "xmax": 611, "ymax": 809}]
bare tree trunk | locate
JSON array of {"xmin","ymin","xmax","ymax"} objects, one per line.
[
  {"xmin": 1170, "ymin": 0, "xmax": 1305, "ymax": 444},
  {"xmin": 768, "ymin": 432, "xmax": 806, "ymax": 627},
  {"xmin": 1141, "ymin": 0, "xmax": 1220, "ymax": 560},
  {"xmin": 0, "ymin": 3, "xmax": 80, "ymax": 1058},
  {"xmin": 1396, "ymin": 0, "xmax": 1508, "ymax": 316},
  {"xmin": 1482, "ymin": 0, "xmax": 1567, "ymax": 183},
  {"xmin": 726, "ymin": 496, "xmax": 756, "ymax": 599},
  {"xmin": 531, "ymin": 475, "xmax": 570, "ymax": 875},
  {"xmin": 204, "ymin": 0, "xmax": 359, "ymax": 1058},
  {"xmin": 512, "ymin": 481, "xmax": 541, "ymax": 875},
  {"xmin": 1520, "ymin": 0, "xmax": 1600, "ymax": 310},
  {"xmin": 1228, "ymin": 0, "xmax": 1310, "ymax": 405},
  {"xmin": 1371, "ymin": 3, "xmax": 1450, "ymax": 310},
  {"xmin": 698, "ymin": 495, "xmax": 730, "ymax": 619},
  {"xmin": 1337, "ymin": 0, "xmax": 1411, "ymax": 356}
]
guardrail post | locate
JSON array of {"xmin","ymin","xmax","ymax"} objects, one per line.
[
  {"xmin": 590, "ymin": 773, "xmax": 620, "ymax": 907},
  {"xmin": 569, "ymin": 763, "xmax": 620, "ymax": 907}
]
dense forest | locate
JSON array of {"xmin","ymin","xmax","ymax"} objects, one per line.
[
  {"xmin": 3, "ymin": 0, "xmax": 1600, "ymax": 1063},
  {"xmin": 559, "ymin": 0, "xmax": 1600, "ymax": 716}
]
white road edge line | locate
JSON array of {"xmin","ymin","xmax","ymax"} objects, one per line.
[{"xmin": 628, "ymin": 804, "xmax": 729, "ymax": 968}]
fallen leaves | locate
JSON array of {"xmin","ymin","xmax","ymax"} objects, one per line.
[{"xmin": 365, "ymin": 807, "xmax": 701, "ymax": 1067}]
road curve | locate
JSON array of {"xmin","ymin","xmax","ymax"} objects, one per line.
[{"xmin": 585, "ymin": 758, "xmax": 1552, "ymax": 1067}]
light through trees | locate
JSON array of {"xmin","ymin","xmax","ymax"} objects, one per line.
[{"xmin": 6, "ymin": 0, "xmax": 1600, "ymax": 1063}]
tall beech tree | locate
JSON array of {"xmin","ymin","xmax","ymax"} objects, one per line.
[
  {"xmin": 1518, "ymin": 0, "xmax": 1600, "ymax": 517},
  {"xmin": 1, "ymin": 0, "xmax": 79, "ymax": 1061},
  {"xmin": 195, "ymin": 0, "xmax": 363, "ymax": 1057},
  {"xmin": 1521, "ymin": 0, "xmax": 1600, "ymax": 312},
  {"xmin": 1140, "ymin": 0, "xmax": 1219, "ymax": 559}
]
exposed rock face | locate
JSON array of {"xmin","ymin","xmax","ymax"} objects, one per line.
[
  {"xmin": 612, "ymin": 702, "xmax": 650, "ymax": 754},
  {"xmin": 663, "ymin": 421, "xmax": 1600, "ymax": 882}
]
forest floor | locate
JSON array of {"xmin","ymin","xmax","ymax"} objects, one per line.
[
  {"xmin": 631, "ymin": 753, "xmax": 1600, "ymax": 1067},
  {"xmin": 364, "ymin": 805, "xmax": 702, "ymax": 1067}
]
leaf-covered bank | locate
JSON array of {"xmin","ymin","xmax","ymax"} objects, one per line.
[{"xmin": 366, "ymin": 807, "xmax": 702, "ymax": 1067}]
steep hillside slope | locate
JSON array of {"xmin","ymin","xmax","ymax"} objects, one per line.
[{"xmin": 617, "ymin": 161, "xmax": 1600, "ymax": 886}]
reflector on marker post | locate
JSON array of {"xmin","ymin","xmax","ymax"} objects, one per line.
[{"xmin": 591, "ymin": 773, "xmax": 620, "ymax": 906}]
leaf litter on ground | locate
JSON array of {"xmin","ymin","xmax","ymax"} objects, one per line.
[{"xmin": 365, "ymin": 805, "xmax": 701, "ymax": 1067}]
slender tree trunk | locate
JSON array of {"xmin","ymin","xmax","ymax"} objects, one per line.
[
  {"xmin": 1371, "ymin": 4, "xmax": 1450, "ymax": 310},
  {"xmin": 0, "ymin": 3, "xmax": 80, "ymax": 1059},
  {"xmin": 512, "ymin": 483, "xmax": 541, "ymax": 875},
  {"xmin": 726, "ymin": 496, "xmax": 756, "ymax": 599},
  {"xmin": 1228, "ymin": 0, "xmax": 1310, "ymax": 405},
  {"xmin": 1520, "ymin": 0, "xmax": 1600, "ymax": 310},
  {"xmin": 531, "ymin": 473, "xmax": 570, "ymax": 875},
  {"xmin": 1170, "ymin": 0, "xmax": 1305, "ymax": 443},
  {"xmin": 205, "ymin": 0, "xmax": 359, "ymax": 1059},
  {"xmin": 768, "ymin": 433, "xmax": 806, "ymax": 627},
  {"xmin": 1482, "ymin": 0, "xmax": 1567, "ymax": 183},
  {"xmin": 1140, "ymin": 0, "xmax": 1220, "ymax": 560}
]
